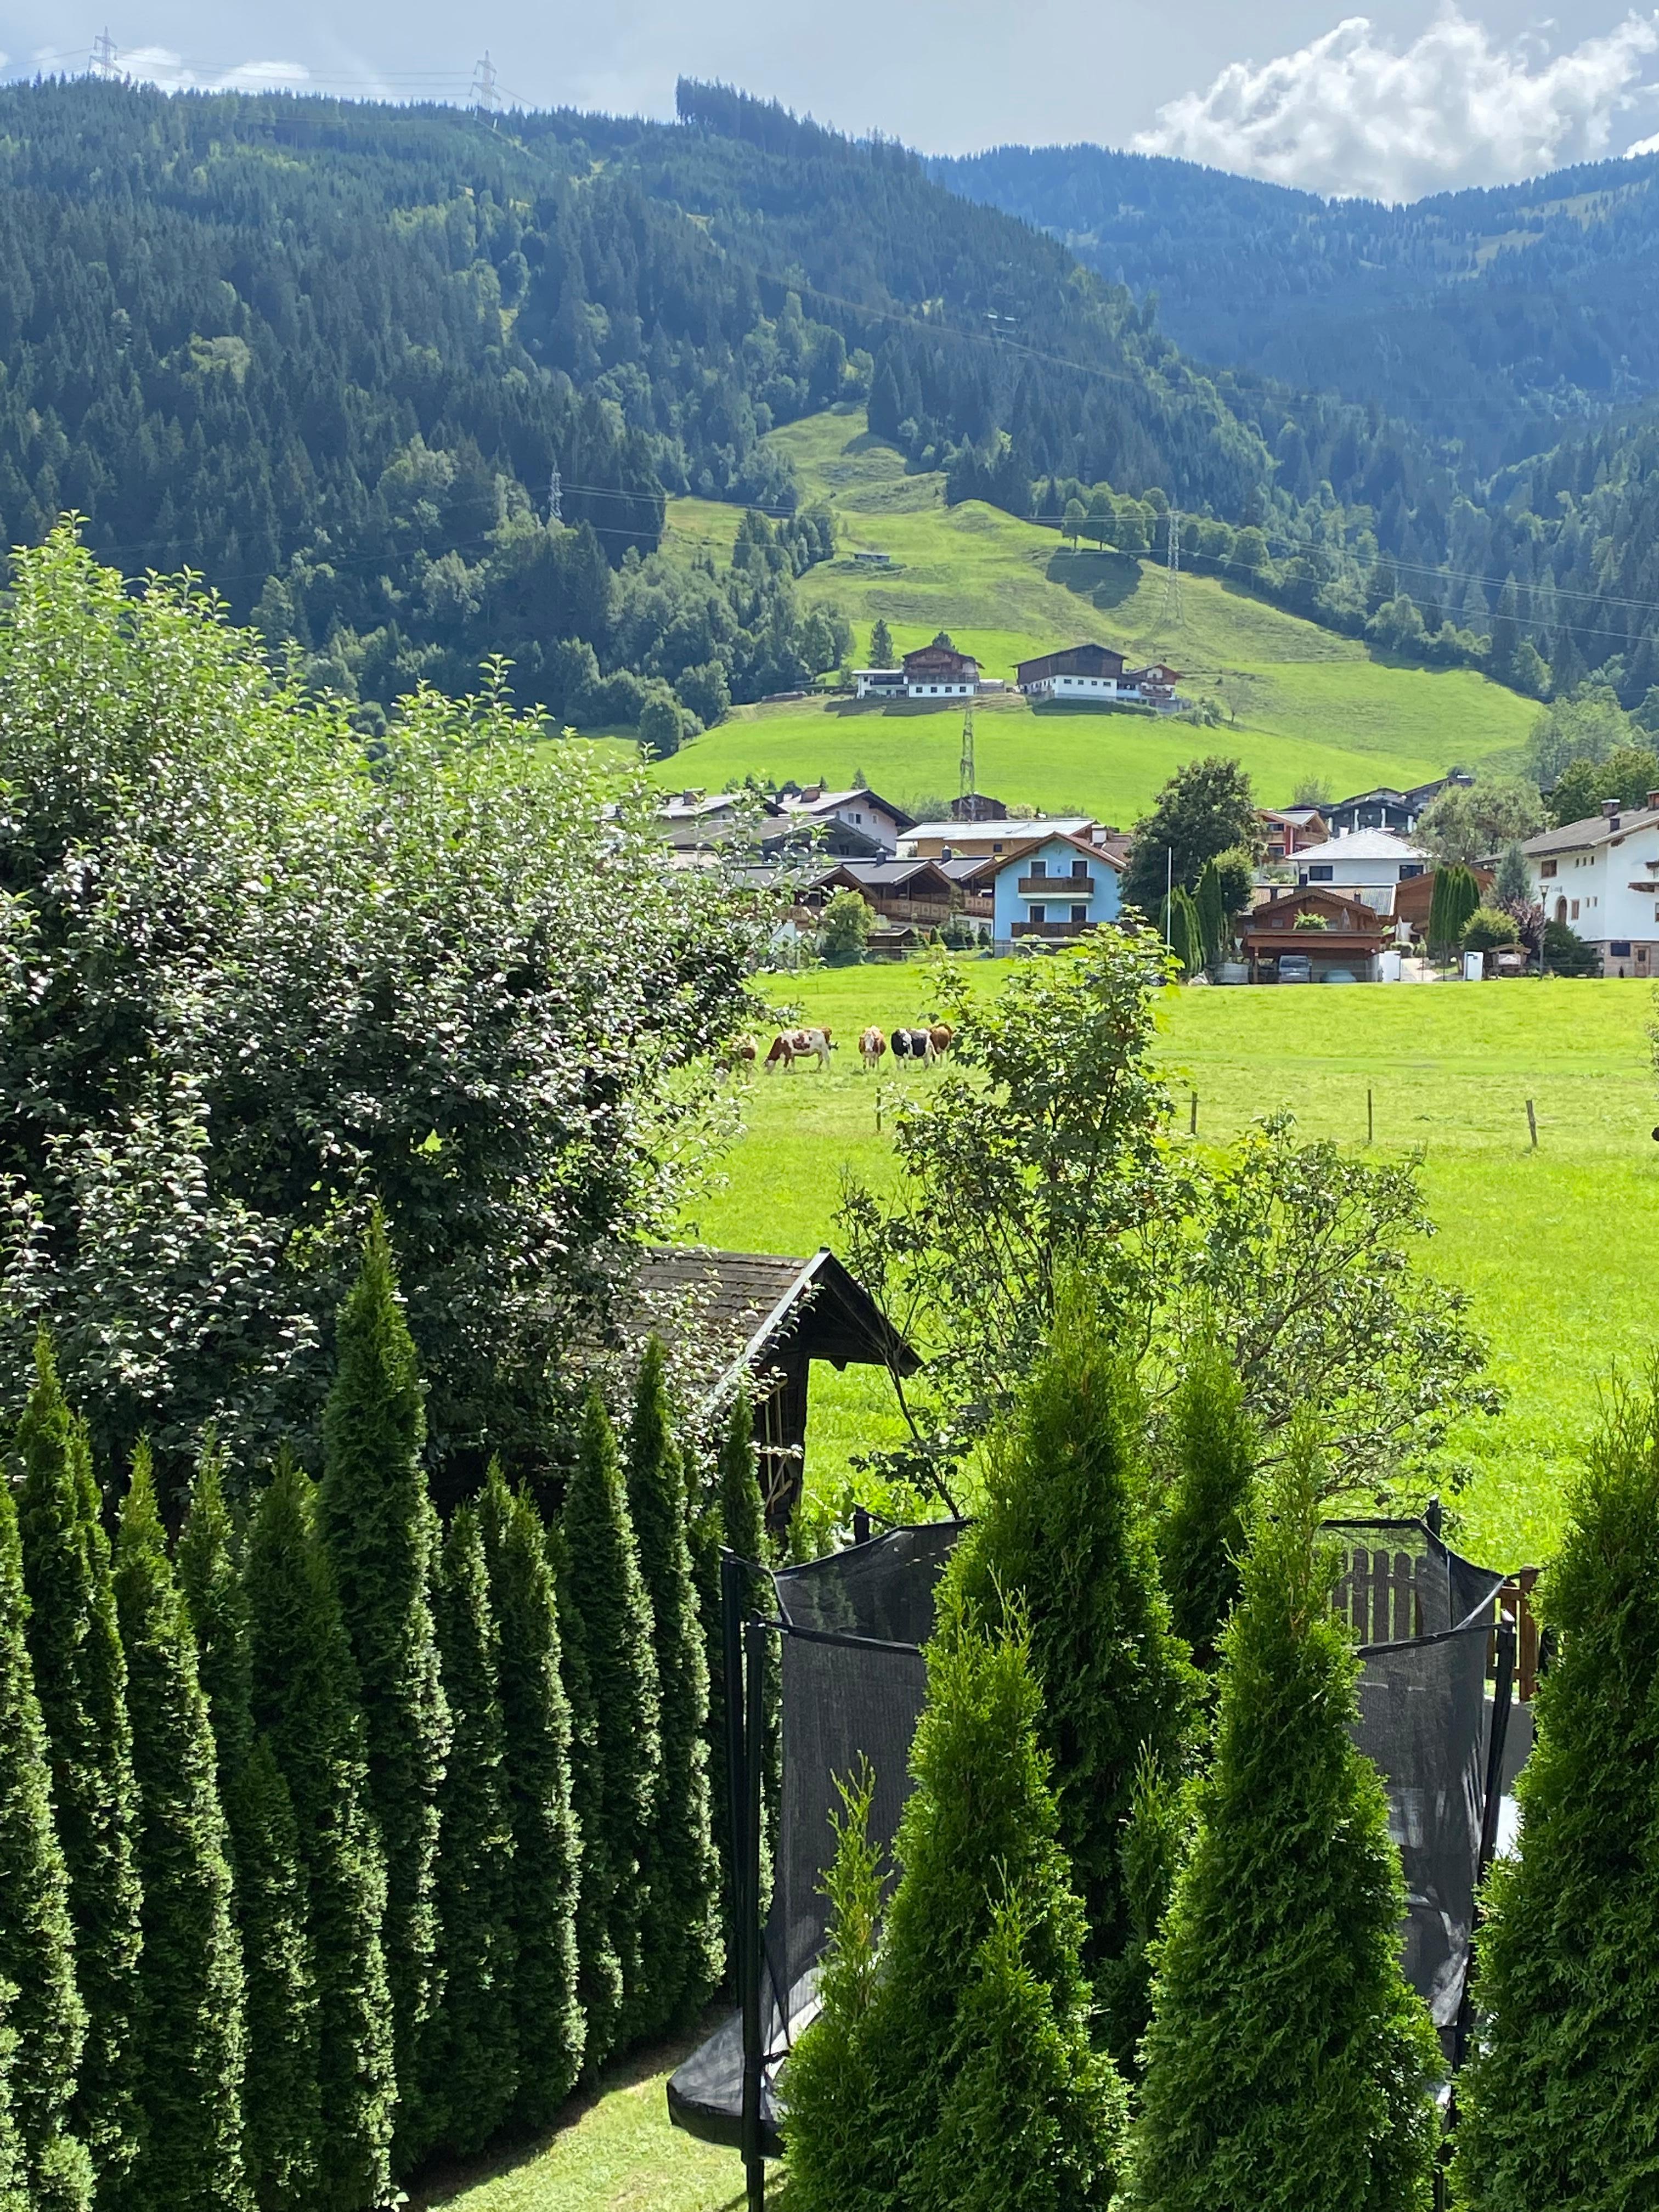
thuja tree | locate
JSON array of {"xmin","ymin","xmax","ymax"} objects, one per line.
[
  {"xmin": 428, "ymin": 1505, "xmax": 517, "ymax": 2157},
  {"xmin": 626, "ymin": 1338, "xmax": 721, "ymax": 2036},
  {"xmin": 1156, "ymin": 1339, "xmax": 1259, "ymax": 1669},
  {"xmin": 784, "ymin": 1594, "xmax": 1127, "ymax": 2212},
  {"xmin": 0, "ymin": 1475, "xmax": 93, "ymax": 2212},
  {"xmin": 946, "ymin": 1284, "xmax": 1199, "ymax": 2052},
  {"xmin": 1129, "ymin": 1424, "xmax": 1441, "ymax": 2212},
  {"xmin": 1452, "ymin": 1372, "xmax": 1659, "ymax": 2210},
  {"xmin": 317, "ymin": 1216, "xmax": 449, "ymax": 2168},
  {"xmin": 477, "ymin": 1465, "xmax": 583, "ymax": 2125},
  {"xmin": 0, "ymin": 1984, "xmax": 26, "ymax": 2212},
  {"xmin": 112, "ymin": 1444, "xmax": 250, "ymax": 2212},
  {"xmin": 178, "ymin": 1447, "xmax": 321, "ymax": 2212},
  {"xmin": 559, "ymin": 1390, "xmax": 662, "ymax": 2067},
  {"xmin": 246, "ymin": 1459, "xmax": 394, "ymax": 2212},
  {"xmin": 12, "ymin": 1334, "xmax": 142, "ymax": 2195}
]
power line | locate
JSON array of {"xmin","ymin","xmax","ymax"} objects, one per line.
[
  {"xmin": 88, "ymin": 27, "xmax": 124, "ymax": 82},
  {"xmin": 469, "ymin": 51, "xmax": 499, "ymax": 121}
]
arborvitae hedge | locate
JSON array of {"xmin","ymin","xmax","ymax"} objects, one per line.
[
  {"xmin": 784, "ymin": 1592, "xmax": 1127, "ymax": 2211},
  {"xmin": 559, "ymin": 1389, "xmax": 662, "ymax": 2069},
  {"xmin": 1129, "ymin": 1427, "xmax": 1441, "ymax": 2212},
  {"xmin": 0, "ymin": 1982, "xmax": 26, "ymax": 2212},
  {"xmin": 625, "ymin": 1338, "xmax": 721, "ymax": 2036},
  {"xmin": 478, "ymin": 1465, "xmax": 583, "ymax": 2126},
  {"xmin": 702, "ymin": 1386, "xmax": 775, "ymax": 1960},
  {"xmin": 946, "ymin": 1288, "xmax": 1198, "ymax": 2047},
  {"xmin": 0, "ymin": 1476, "xmax": 93, "ymax": 2212},
  {"xmin": 246, "ymin": 1458, "xmax": 394, "ymax": 2212},
  {"xmin": 430, "ymin": 1505, "xmax": 517, "ymax": 2156},
  {"xmin": 1156, "ymin": 1341, "xmax": 1258, "ymax": 1669},
  {"xmin": 179, "ymin": 1449, "xmax": 322, "ymax": 2212},
  {"xmin": 112, "ymin": 1443, "xmax": 250, "ymax": 2212},
  {"xmin": 1452, "ymin": 1373, "xmax": 1659, "ymax": 2209},
  {"xmin": 13, "ymin": 1335, "xmax": 143, "ymax": 2197},
  {"xmin": 317, "ymin": 1215, "xmax": 448, "ymax": 2168}
]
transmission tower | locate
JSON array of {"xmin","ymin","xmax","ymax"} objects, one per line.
[
  {"xmin": 1159, "ymin": 507, "xmax": 1186, "ymax": 633},
  {"xmin": 547, "ymin": 463, "xmax": 563, "ymax": 526},
  {"xmin": 89, "ymin": 27, "xmax": 123, "ymax": 81},
  {"xmin": 958, "ymin": 699, "xmax": 975, "ymax": 803},
  {"xmin": 470, "ymin": 51, "xmax": 500, "ymax": 117}
]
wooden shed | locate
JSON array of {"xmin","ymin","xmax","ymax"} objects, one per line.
[{"xmin": 632, "ymin": 1246, "xmax": 920, "ymax": 1534}]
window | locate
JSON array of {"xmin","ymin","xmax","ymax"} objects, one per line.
[
  {"xmin": 1028, "ymin": 905, "xmax": 1046, "ymax": 924},
  {"xmin": 1029, "ymin": 859, "xmax": 1047, "ymax": 877},
  {"xmin": 1611, "ymin": 940, "xmax": 1632, "ymax": 958},
  {"xmin": 1399, "ymin": 863, "xmax": 1424, "ymax": 879},
  {"xmin": 1070, "ymin": 904, "xmax": 1088, "ymax": 924},
  {"xmin": 1071, "ymin": 859, "xmax": 1089, "ymax": 878},
  {"xmin": 1309, "ymin": 865, "xmax": 1334, "ymax": 882},
  {"xmin": 1571, "ymin": 899, "xmax": 1580, "ymax": 919},
  {"xmin": 1541, "ymin": 859, "xmax": 1558, "ymax": 878}
]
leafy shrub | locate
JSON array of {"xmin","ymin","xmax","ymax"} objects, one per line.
[
  {"xmin": 818, "ymin": 889, "xmax": 872, "ymax": 965},
  {"xmin": 1542, "ymin": 918, "xmax": 1601, "ymax": 975},
  {"xmin": 1462, "ymin": 906, "xmax": 1520, "ymax": 955}
]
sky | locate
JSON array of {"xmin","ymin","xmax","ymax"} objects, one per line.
[{"xmin": 7, "ymin": 1, "xmax": 1659, "ymax": 201}]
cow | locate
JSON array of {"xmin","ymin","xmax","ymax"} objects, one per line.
[
  {"xmin": 790, "ymin": 1026, "xmax": 834, "ymax": 1071},
  {"xmin": 723, "ymin": 1034, "xmax": 759, "ymax": 1075},
  {"xmin": 890, "ymin": 1026, "xmax": 936, "ymax": 1065},
  {"xmin": 928, "ymin": 1022, "xmax": 955, "ymax": 1059},
  {"xmin": 764, "ymin": 1034, "xmax": 795, "ymax": 1072},
  {"xmin": 859, "ymin": 1025, "xmax": 887, "ymax": 1071}
]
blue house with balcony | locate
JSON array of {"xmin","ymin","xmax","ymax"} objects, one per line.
[{"xmin": 990, "ymin": 831, "xmax": 1124, "ymax": 950}]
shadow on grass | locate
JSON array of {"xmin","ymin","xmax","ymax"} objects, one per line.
[
  {"xmin": 1042, "ymin": 548, "xmax": 1142, "ymax": 610},
  {"xmin": 405, "ymin": 2011, "xmax": 735, "ymax": 2209}
]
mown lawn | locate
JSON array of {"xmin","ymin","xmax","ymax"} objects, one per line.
[{"xmin": 649, "ymin": 407, "xmax": 1538, "ymax": 823}]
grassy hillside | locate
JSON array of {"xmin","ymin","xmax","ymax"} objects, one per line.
[
  {"xmin": 684, "ymin": 966, "xmax": 1659, "ymax": 1574},
  {"xmin": 650, "ymin": 407, "xmax": 1538, "ymax": 822}
]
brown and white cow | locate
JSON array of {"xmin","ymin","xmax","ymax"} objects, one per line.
[
  {"xmin": 859, "ymin": 1025, "xmax": 887, "ymax": 1071},
  {"xmin": 768, "ymin": 1026, "xmax": 834, "ymax": 1072},
  {"xmin": 928, "ymin": 1022, "xmax": 955, "ymax": 1058},
  {"xmin": 764, "ymin": 1033, "xmax": 795, "ymax": 1072}
]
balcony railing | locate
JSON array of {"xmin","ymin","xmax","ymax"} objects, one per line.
[
  {"xmin": 1011, "ymin": 918, "xmax": 1093, "ymax": 939},
  {"xmin": 1017, "ymin": 873, "xmax": 1094, "ymax": 897}
]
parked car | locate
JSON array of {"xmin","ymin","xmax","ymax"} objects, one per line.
[
  {"xmin": 1277, "ymin": 952, "xmax": 1313, "ymax": 984},
  {"xmin": 1319, "ymin": 968, "xmax": 1359, "ymax": 984}
]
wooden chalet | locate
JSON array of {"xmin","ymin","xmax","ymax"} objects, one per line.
[
  {"xmin": 633, "ymin": 1247, "xmax": 919, "ymax": 1533},
  {"xmin": 814, "ymin": 855, "xmax": 994, "ymax": 929},
  {"xmin": 1241, "ymin": 887, "xmax": 1389, "ymax": 980},
  {"xmin": 901, "ymin": 641, "xmax": 979, "ymax": 689},
  {"xmin": 1015, "ymin": 642, "xmax": 1127, "ymax": 686},
  {"xmin": 1391, "ymin": 864, "xmax": 1494, "ymax": 938}
]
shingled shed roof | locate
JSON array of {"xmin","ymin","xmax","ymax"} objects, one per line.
[{"xmin": 633, "ymin": 1245, "xmax": 920, "ymax": 1397}]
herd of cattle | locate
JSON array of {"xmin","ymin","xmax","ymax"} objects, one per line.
[{"xmin": 726, "ymin": 1022, "xmax": 956, "ymax": 1073}]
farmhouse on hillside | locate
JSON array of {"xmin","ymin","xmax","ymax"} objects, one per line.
[
  {"xmin": 1242, "ymin": 887, "xmax": 1390, "ymax": 981},
  {"xmin": 1523, "ymin": 793, "xmax": 1659, "ymax": 978},
  {"xmin": 853, "ymin": 641, "xmax": 980, "ymax": 698},
  {"xmin": 1014, "ymin": 642, "xmax": 1186, "ymax": 712},
  {"xmin": 991, "ymin": 830, "xmax": 1125, "ymax": 949}
]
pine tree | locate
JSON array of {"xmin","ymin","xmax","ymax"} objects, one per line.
[
  {"xmin": 317, "ymin": 1214, "xmax": 448, "ymax": 2165},
  {"xmin": 1129, "ymin": 1424, "xmax": 1441, "ymax": 2212},
  {"xmin": 477, "ymin": 1465, "xmax": 583, "ymax": 2126},
  {"xmin": 1156, "ymin": 1340, "xmax": 1258, "ymax": 1669},
  {"xmin": 178, "ymin": 1449, "xmax": 321, "ymax": 2212},
  {"xmin": 0, "ymin": 1982, "xmax": 30, "ymax": 2212},
  {"xmin": 1194, "ymin": 857, "xmax": 1226, "ymax": 969},
  {"xmin": 868, "ymin": 616, "xmax": 895, "ymax": 668},
  {"xmin": 1427, "ymin": 862, "xmax": 1480, "ymax": 956},
  {"xmin": 702, "ymin": 1387, "xmax": 776, "ymax": 1963},
  {"xmin": 1451, "ymin": 1371, "xmax": 1659, "ymax": 2210},
  {"xmin": 559, "ymin": 1389, "xmax": 662, "ymax": 2067},
  {"xmin": 112, "ymin": 1444, "xmax": 250, "ymax": 2212},
  {"xmin": 246, "ymin": 1458, "xmax": 394, "ymax": 2212},
  {"xmin": 0, "ymin": 1476, "xmax": 93, "ymax": 2212},
  {"xmin": 428, "ymin": 1505, "xmax": 516, "ymax": 2155},
  {"xmin": 13, "ymin": 1334, "xmax": 143, "ymax": 2197},
  {"xmin": 625, "ymin": 1339, "xmax": 721, "ymax": 2036},
  {"xmin": 784, "ymin": 1594, "xmax": 1128, "ymax": 2211},
  {"xmin": 947, "ymin": 1284, "xmax": 1198, "ymax": 2047}
]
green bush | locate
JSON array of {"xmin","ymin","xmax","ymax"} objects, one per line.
[
  {"xmin": 1427, "ymin": 864, "xmax": 1481, "ymax": 955},
  {"xmin": 1292, "ymin": 909, "xmax": 1329, "ymax": 930},
  {"xmin": 819, "ymin": 888, "xmax": 873, "ymax": 964},
  {"xmin": 1462, "ymin": 906, "xmax": 1520, "ymax": 955},
  {"xmin": 1542, "ymin": 917, "xmax": 1601, "ymax": 975},
  {"xmin": 1129, "ymin": 1421, "xmax": 1441, "ymax": 2212},
  {"xmin": 1452, "ymin": 1370, "xmax": 1659, "ymax": 2211}
]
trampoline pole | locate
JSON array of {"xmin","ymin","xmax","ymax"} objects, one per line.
[
  {"xmin": 741, "ymin": 1615, "xmax": 768, "ymax": 2209},
  {"xmin": 720, "ymin": 1554, "xmax": 748, "ymax": 1984},
  {"xmin": 1452, "ymin": 1618, "xmax": 1516, "ymax": 2081}
]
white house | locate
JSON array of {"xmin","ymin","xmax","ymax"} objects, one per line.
[
  {"xmin": 1523, "ymin": 795, "xmax": 1659, "ymax": 978},
  {"xmin": 658, "ymin": 790, "xmax": 754, "ymax": 850},
  {"xmin": 772, "ymin": 786, "xmax": 914, "ymax": 854},
  {"xmin": 1294, "ymin": 828, "xmax": 1430, "ymax": 913},
  {"xmin": 854, "ymin": 642, "xmax": 980, "ymax": 699}
]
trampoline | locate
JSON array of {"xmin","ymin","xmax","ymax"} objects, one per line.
[{"xmin": 669, "ymin": 1510, "xmax": 1524, "ymax": 2189}]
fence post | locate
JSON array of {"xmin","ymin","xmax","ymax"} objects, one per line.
[
  {"xmin": 1526, "ymin": 1098, "xmax": 1538, "ymax": 1149},
  {"xmin": 1367, "ymin": 1087, "xmax": 1374, "ymax": 1146},
  {"xmin": 1189, "ymin": 1090, "xmax": 1198, "ymax": 1136}
]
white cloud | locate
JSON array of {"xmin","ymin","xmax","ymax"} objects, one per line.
[
  {"xmin": 96, "ymin": 46, "xmax": 312, "ymax": 95},
  {"xmin": 1134, "ymin": 9, "xmax": 1659, "ymax": 201}
]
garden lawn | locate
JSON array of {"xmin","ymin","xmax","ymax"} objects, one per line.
[
  {"xmin": 650, "ymin": 407, "xmax": 1538, "ymax": 823},
  {"xmin": 687, "ymin": 966, "xmax": 1659, "ymax": 1571}
]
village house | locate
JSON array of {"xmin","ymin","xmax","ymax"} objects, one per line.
[
  {"xmin": 1258, "ymin": 805, "xmax": 1329, "ymax": 860},
  {"xmin": 1242, "ymin": 887, "xmax": 1390, "ymax": 981},
  {"xmin": 1322, "ymin": 772, "xmax": 1471, "ymax": 838},
  {"xmin": 904, "ymin": 812, "xmax": 1104, "ymax": 860},
  {"xmin": 990, "ymin": 830, "xmax": 1125, "ymax": 950},
  {"xmin": 659, "ymin": 789, "xmax": 757, "ymax": 850},
  {"xmin": 770, "ymin": 783, "xmax": 915, "ymax": 853},
  {"xmin": 1523, "ymin": 794, "xmax": 1659, "ymax": 978},
  {"xmin": 809, "ymin": 856, "xmax": 994, "ymax": 935},
  {"xmin": 853, "ymin": 641, "xmax": 980, "ymax": 699},
  {"xmin": 1293, "ymin": 828, "xmax": 1429, "ymax": 912},
  {"xmin": 1014, "ymin": 644, "xmax": 1186, "ymax": 712}
]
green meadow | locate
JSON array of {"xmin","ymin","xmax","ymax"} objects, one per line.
[{"xmin": 648, "ymin": 407, "xmax": 1538, "ymax": 823}]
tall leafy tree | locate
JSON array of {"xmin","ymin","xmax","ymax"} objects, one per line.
[
  {"xmin": 178, "ymin": 1449, "xmax": 321, "ymax": 2212},
  {"xmin": 477, "ymin": 1465, "xmax": 583, "ymax": 2124},
  {"xmin": 246, "ymin": 1459, "xmax": 394, "ymax": 2212},
  {"xmin": 1129, "ymin": 1424, "xmax": 1441, "ymax": 2212},
  {"xmin": 317, "ymin": 1215, "xmax": 448, "ymax": 2165},
  {"xmin": 1156, "ymin": 1340, "xmax": 1259, "ymax": 1669},
  {"xmin": 1193, "ymin": 857, "xmax": 1226, "ymax": 969},
  {"xmin": 112, "ymin": 1444, "xmax": 250, "ymax": 2212},
  {"xmin": 784, "ymin": 1594, "xmax": 1128, "ymax": 2211},
  {"xmin": 0, "ymin": 1475, "xmax": 93, "ymax": 2212},
  {"xmin": 559, "ymin": 1389, "xmax": 662, "ymax": 2067},
  {"xmin": 1452, "ymin": 1370, "xmax": 1659, "ymax": 2210},
  {"xmin": 625, "ymin": 1338, "xmax": 721, "ymax": 2035},
  {"xmin": 12, "ymin": 1334, "xmax": 143, "ymax": 2197},
  {"xmin": 1121, "ymin": 757, "xmax": 1265, "ymax": 911},
  {"xmin": 947, "ymin": 1284, "xmax": 1199, "ymax": 2055},
  {"xmin": 428, "ymin": 1506, "xmax": 517, "ymax": 2155},
  {"xmin": 1427, "ymin": 863, "xmax": 1480, "ymax": 955}
]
